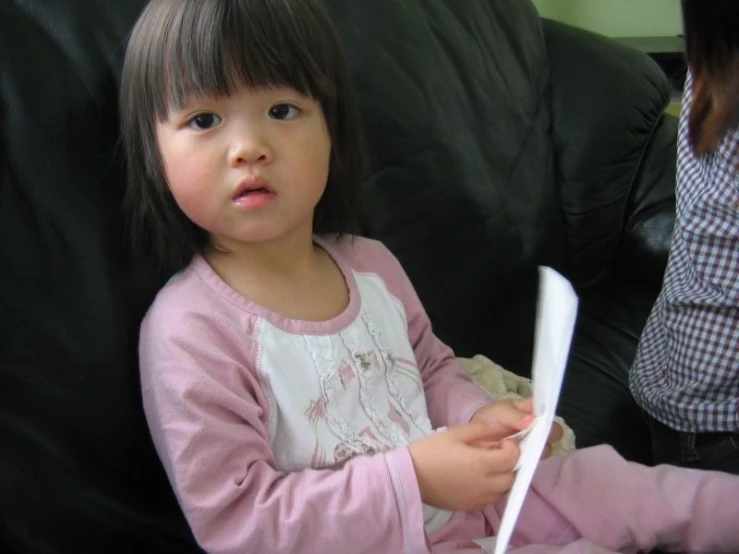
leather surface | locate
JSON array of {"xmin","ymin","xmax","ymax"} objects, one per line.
[
  {"xmin": 616, "ymin": 115, "xmax": 678, "ymax": 288},
  {"xmin": 327, "ymin": 0, "xmax": 565, "ymax": 375},
  {"xmin": 543, "ymin": 19, "xmax": 673, "ymax": 289},
  {"xmin": 560, "ymin": 282, "xmax": 657, "ymax": 464},
  {"xmin": 0, "ymin": 1, "xmax": 201, "ymax": 552}
]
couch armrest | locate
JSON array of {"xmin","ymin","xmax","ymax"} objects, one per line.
[
  {"xmin": 542, "ymin": 19, "xmax": 674, "ymax": 288},
  {"xmin": 615, "ymin": 115, "xmax": 677, "ymax": 288}
]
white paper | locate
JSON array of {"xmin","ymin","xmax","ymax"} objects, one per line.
[{"xmin": 491, "ymin": 267, "xmax": 578, "ymax": 554}]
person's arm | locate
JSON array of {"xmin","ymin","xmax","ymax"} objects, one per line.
[{"xmin": 139, "ymin": 315, "xmax": 428, "ymax": 554}]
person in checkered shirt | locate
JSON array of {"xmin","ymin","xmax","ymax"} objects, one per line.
[{"xmin": 630, "ymin": 0, "xmax": 739, "ymax": 475}]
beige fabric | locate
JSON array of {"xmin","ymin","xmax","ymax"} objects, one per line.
[{"xmin": 457, "ymin": 355, "xmax": 576, "ymax": 457}]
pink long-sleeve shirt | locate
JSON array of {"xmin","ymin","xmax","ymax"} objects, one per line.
[{"xmin": 139, "ymin": 236, "xmax": 494, "ymax": 554}]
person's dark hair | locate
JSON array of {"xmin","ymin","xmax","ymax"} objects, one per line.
[
  {"xmin": 681, "ymin": 0, "xmax": 739, "ymax": 155},
  {"xmin": 120, "ymin": 0, "xmax": 362, "ymax": 274}
]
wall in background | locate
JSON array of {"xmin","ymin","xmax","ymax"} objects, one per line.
[{"xmin": 531, "ymin": 0, "xmax": 682, "ymax": 38}]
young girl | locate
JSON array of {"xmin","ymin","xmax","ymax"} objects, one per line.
[{"xmin": 122, "ymin": 1, "xmax": 739, "ymax": 553}]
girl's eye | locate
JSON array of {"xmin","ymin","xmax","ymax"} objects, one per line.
[
  {"xmin": 188, "ymin": 113, "xmax": 222, "ymax": 130},
  {"xmin": 269, "ymin": 104, "xmax": 300, "ymax": 120}
]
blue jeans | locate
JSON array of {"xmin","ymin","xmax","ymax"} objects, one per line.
[{"xmin": 644, "ymin": 412, "xmax": 739, "ymax": 475}]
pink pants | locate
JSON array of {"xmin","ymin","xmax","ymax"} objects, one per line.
[{"xmin": 430, "ymin": 445, "xmax": 739, "ymax": 553}]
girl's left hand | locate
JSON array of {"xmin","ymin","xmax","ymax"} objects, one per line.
[{"xmin": 470, "ymin": 398, "xmax": 564, "ymax": 458}]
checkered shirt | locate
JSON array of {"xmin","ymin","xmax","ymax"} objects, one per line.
[{"xmin": 630, "ymin": 70, "xmax": 739, "ymax": 433}]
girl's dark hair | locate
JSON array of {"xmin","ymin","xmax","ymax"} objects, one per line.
[
  {"xmin": 120, "ymin": 0, "xmax": 362, "ymax": 273},
  {"xmin": 681, "ymin": 0, "xmax": 739, "ymax": 155}
]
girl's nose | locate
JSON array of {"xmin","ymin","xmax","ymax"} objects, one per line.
[{"xmin": 228, "ymin": 130, "xmax": 272, "ymax": 166}]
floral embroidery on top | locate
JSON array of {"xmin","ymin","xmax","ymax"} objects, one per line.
[
  {"xmin": 305, "ymin": 398, "xmax": 327, "ymax": 423},
  {"xmin": 303, "ymin": 335, "xmax": 383, "ymax": 457},
  {"xmin": 388, "ymin": 404, "xmax": 412, "ymax": 435},
  {"xmin": 348, "ymin": 344, "xmax": 408, "ymax": 447},
  {"xmin": 361, "ymin": 310, "xmax": 433, "ymax": 435},
  {"xmin": 305, "ymin": 397, "xmax": 328, "ymax": 467},
  {"xmin": 339, "ymin": 361, "xmax": 356, "ymax": 388},
  {"xmin": 297, "ymin": 305, "xmax": 435, "ymax": 470},
  {"xmin": 333, "ymin": 442, "xmax": 354, "ymax": 464},
  {"xmin": 358, "ymin": 426, "xmax": 383, "ymax": 455},
  {"xmin": 355, "ymin": 351, "xmax": 378, "ymax": 373}
]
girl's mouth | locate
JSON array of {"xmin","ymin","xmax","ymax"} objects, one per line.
[
  {"xmin": 236, "ymin": 187, "xmax": 269, "ymax": 197},
  {"xmin": 232, "ymin": 176, "xmax": 275, "ymax": 200},
  {"xmin": 232, "ymin": 179, "xmax": 276, "ymax": 209}
]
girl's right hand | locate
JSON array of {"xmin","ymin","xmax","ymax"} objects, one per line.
[{"xmin": 408, "ymin": 423, "xmax": 520, "ymax": 512}]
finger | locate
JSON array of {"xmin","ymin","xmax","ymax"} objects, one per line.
[
  {"xmin": 480, "ymin": 401, "xmax": 533, "ymax": 432},
  {"xmin": 512, "ymin": 397, "xmax": 534, "ymax": 414},
  {"xmin": 469, "ymin": 439, "xmax": 503, "ymax": 450},
  {"xmin": 547, "ymin": 422, "xmax": 564, "ymax": 444},
  {"xmin": 471, "ymin": 419, "xmax": 525, "ymax": 442},
  {"xmin": 452, "ymin": 422, "xmax": 505, "ymax": 444},
  {"xmin": 483, "ymin": 471, "xmax": 516, "ymax": 498},
  {"xmin": 499, "ymin": 398, "xmax": 534, "ymax": 420},
  {"xmin": 541, "ymin": 443, "xmax": 553, "ymax": 460},
  {"xmin": 481, "ymin": 440, "xmax": 520, "ymax": 473}
]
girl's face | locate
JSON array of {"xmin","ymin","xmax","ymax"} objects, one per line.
[{"xmin": 156, "ymin": 85, "xmax": 331, "ymax": 250}]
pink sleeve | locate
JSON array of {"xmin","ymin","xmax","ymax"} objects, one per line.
[
  {"xmin": 374, "ymin": 244, "xmax": 493, "ymax": 428},
  {"xmin": 139, "ymin": 310, "xmax": 429, "ymax": 554}
]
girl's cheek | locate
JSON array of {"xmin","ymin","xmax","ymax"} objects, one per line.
[
  {"xmin": 168, "ymin": 164, "xmax": 205, "ymax": 199},
  {"xmin": 160, "ymin": 144, "xmax": 205, "ymax": 191}
]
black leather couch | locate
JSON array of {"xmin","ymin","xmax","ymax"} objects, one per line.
[{"xmin": 0, "ymin": 0, "xmax": 678, "ymax": 552}]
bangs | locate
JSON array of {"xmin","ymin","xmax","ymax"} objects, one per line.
[{"xmin": 143, "ymin": 0, "xmax": 336, "ymax": 119}]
